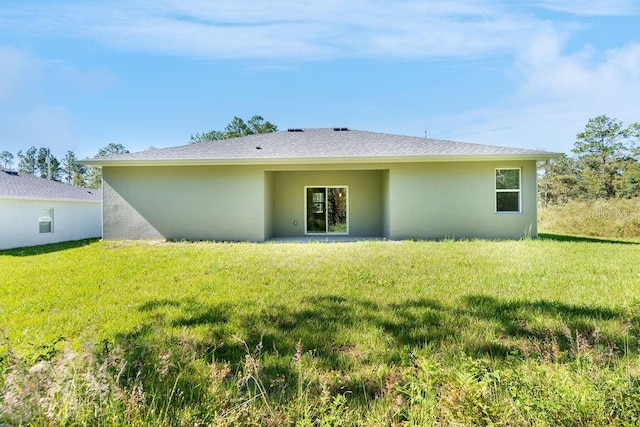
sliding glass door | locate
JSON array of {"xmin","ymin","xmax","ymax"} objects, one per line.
[{"xmin": 305, "ymin": 186, "xmax": 348, "ymax": 234}]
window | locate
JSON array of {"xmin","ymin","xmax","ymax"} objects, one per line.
[
  {"xmin": 39, "ymin": 208, "xmax": 54, "ymax": 233},
  {"xmin": 305, "ymin": 186, "xmax": 348, "ymax": 234},
  {"xmin": 495, "ymin": 169, "xmax": 521, "ymax": 213}
]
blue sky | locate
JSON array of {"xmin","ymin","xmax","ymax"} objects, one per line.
[{"xmin": 0, "ymin": 0, "xmax": 639, "ymax": 160}]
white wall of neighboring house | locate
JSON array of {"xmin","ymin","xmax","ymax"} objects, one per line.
[{"xmin": 0, "ymin": 198, "xmax": 102, "ymax": 250}]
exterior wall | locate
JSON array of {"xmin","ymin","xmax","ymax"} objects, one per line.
[
  {"xmin": 0, "ymin": 198, "xmax": 102, "ymax": 250},
  {"xmin": 264, "ymin": 171, "xmax": 274, "ymax": 240},
  {"xmin": 100, "ymin": 160, "xmax": 538, "ymax": 242},
  {"xmin": 382, "ymin": 169, "xmax": 390, "ymax": 238},
  {"xmin": 387, "ymin": 160, "xmax": 538, "ymax": 239},
  {"xmin": 271, "ymin": 170, "xmax": 384, "ymax": 238},
  {"xmin": 102, "ymin": 165, "xmax": 266, "ymax": 241}
]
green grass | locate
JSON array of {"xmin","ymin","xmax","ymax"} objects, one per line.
[{"xmin": 1, "ymin": 238, "xmax": 640, "ymax": 425}]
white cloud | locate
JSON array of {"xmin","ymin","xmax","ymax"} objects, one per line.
[
  {"xmin": 0, "ymin": 0, "xmax": 550, "ymax": 60},
  {"xmin": 430, "ymin": 32, "xmax": 640, "ymax": 154},
  {"xmin": 514, "ymin": 31, "xmax": 640, "ymax": 110}
]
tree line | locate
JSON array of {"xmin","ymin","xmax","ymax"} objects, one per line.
[
  {"xmin": 0, "ymin": 143, "xmax": 129, "ymax": 189},
  {"xmin": 539, "ymin": 115, "xmax": 640, "ymax": 205}
]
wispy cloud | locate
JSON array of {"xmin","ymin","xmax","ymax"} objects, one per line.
[
  {"xmin": 432, "ymin": 30, "xmax": 640, "ymax": 152},
  {"xmin": 1, "ymin": 1, "xmax": 639, "ymax": 155},
  {"xmin": 529, "ymin": 0, "xmax": 640, "ymax": 16},
  {"xmin": 0, "ymin": 0, "xmax": 561, "ymax": 60},
  {"xmin": 0, "ymin": 46, "xmax": 42, "ymax": 103},
  {"xmin": 0, "ymin": 45, "xmax": 116, "ymax": 155}
]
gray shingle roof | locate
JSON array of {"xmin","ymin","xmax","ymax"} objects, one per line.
[
  {"xmin": 0, "ymin": 168, "xmax": 102, "ymax": 201},
  {"xmin": 83, "ymin": 128, "xmax": 559, "ymax": 165}
]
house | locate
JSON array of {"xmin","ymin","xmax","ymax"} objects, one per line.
[
  {"xmin": 83, "ymin": 128, "xmax": 558, "ymax": 242},
  {"xmin": 0, "ymin": 168, "xmax": 102, "ymax": 250}
]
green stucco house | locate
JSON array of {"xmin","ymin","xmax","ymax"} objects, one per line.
[{"xmin": 83, "ymin": 128, "xmax": 557, "ymax": 241}]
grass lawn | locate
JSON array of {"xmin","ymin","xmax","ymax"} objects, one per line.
[{"xmin": 2, "ymin": 237, "xmax": 640, "ymax": 425}]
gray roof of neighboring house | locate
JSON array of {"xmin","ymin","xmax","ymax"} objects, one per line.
[
  {"xmin": 83, "ymin": 128, "xmax": 559, "ymax": 166},
  {"xmin": 0, "ymin": 168, "xmax": 102, "ymax": 201}
]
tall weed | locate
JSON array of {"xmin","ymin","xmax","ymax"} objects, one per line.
[{"xmin": 540, "ymin": 199, "xmax": 640, "ymax": 238}]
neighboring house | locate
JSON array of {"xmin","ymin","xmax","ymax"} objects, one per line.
[
  {"xmin": 0, "ymin": 168, "xmax": 102, "ymax": 250},
  {"xmin": 83, "ymin": 128, "xmax": 558, "ymax": 242}
]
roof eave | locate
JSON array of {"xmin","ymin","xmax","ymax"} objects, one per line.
[
  {"xmin": 82, "ymin": 153, "xmax": 560, "ymax": 167},
  {"xmin": 0, "ymin": 195, "xmax": 102, "ymax": 203}
]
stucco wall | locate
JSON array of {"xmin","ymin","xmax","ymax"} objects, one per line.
[
  {"xmin": 382, "ymin": 169, "xmax": 390, "ymax": 238},
  {"xmin": 271, "ymin": 170, "xmax": 384, "ymax": 237},
  {"xmin": 102, "ymin": 166, "xmax": 266, "ymax": 241},
  {"xmin": 0, "ymin": 198, "xmax": 102, "ymax": 250},
  {"xmin": 264, "ymin": 171, "xmax": 274, "ymax": 240},
  {"xmin": 101, "ymin": 160, "xmax": 538, "ymax": 242},
  {"xmin": 387, "ymin": 160, "xmax": 538, "ymax": 239}
]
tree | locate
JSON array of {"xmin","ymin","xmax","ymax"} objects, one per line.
[
  {"xmin": 190, "ymin": 130, "xmax": 226, "ymax": 143},
  {"xmin": 538, "ymin": 116, "xmax": 640, "ymax": 203},
  {"xmin": 247, "ymin": 115, "xmax": 278, "ymax": 135},
  {"xmin": 0, "ymin": 151, "xmax": 14, "ymax": 168},
  {"xmin": 613, "ymin": 160, "xmax": 640, "ymax": 199},
  {"xmin": 62, "ymin": 150, "xmax": 77, "ymax": 184},
  {"xmin": 190, "ymin": 115, "xmax": 278, "ymax": 144},
  {"xmin": 95, "ymin": 143, "xmax": 129, "ymax": 158},
  {"xmin": 571, "ymin": 115, "xmax": 632, "ymax": 198},
  {"xmin": 538, "ymin": 155, "xmax": 581, "ymax": 206},
  {"xmin": 36, "ymin": 147, "xmax": 61, "ymax": 181},
  {"xmin": 223, "ymin": 116, "xmax": 252, "ymax": 139},
  {"xmin": 87, "ymin": 143, "xmax": 129, "ymax": 188},
  {"xmin": 62, "ymin": 150, "xmax": 87, "ymax": 186},
  {"xmin": 17, "ymin": 146, "xmax": 37, "ymax": 175},
  {"xmin": 572, "ymin": 115, "xmax": 628, "ymax": 167},
  {"xmin": 629, "ymin": 122, "xmax": 640, "ymax": 158}
]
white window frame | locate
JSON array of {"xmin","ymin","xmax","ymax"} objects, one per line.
[
  {"xmin": 304, "ymin": 186, "xmax": 349, "ymax": 235},
  {"xmin": 495, "ymin": 168, "xmax": 522, "ymax": 214},
  {"xmin": 39, "ymin": 208, "xmax": 54, "ymax": 233}
]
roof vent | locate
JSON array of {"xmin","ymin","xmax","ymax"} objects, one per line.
[
  {"xmin": 287, "ymin": 128, "xmax": 304, "ymax": 132},
  {"xmin": 3, "ymin": 170, "xmax": 18, "ymax": 176},
  {"xmin": 333, "ymin": 127, "xmax": 349, "ymax": 131}
]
